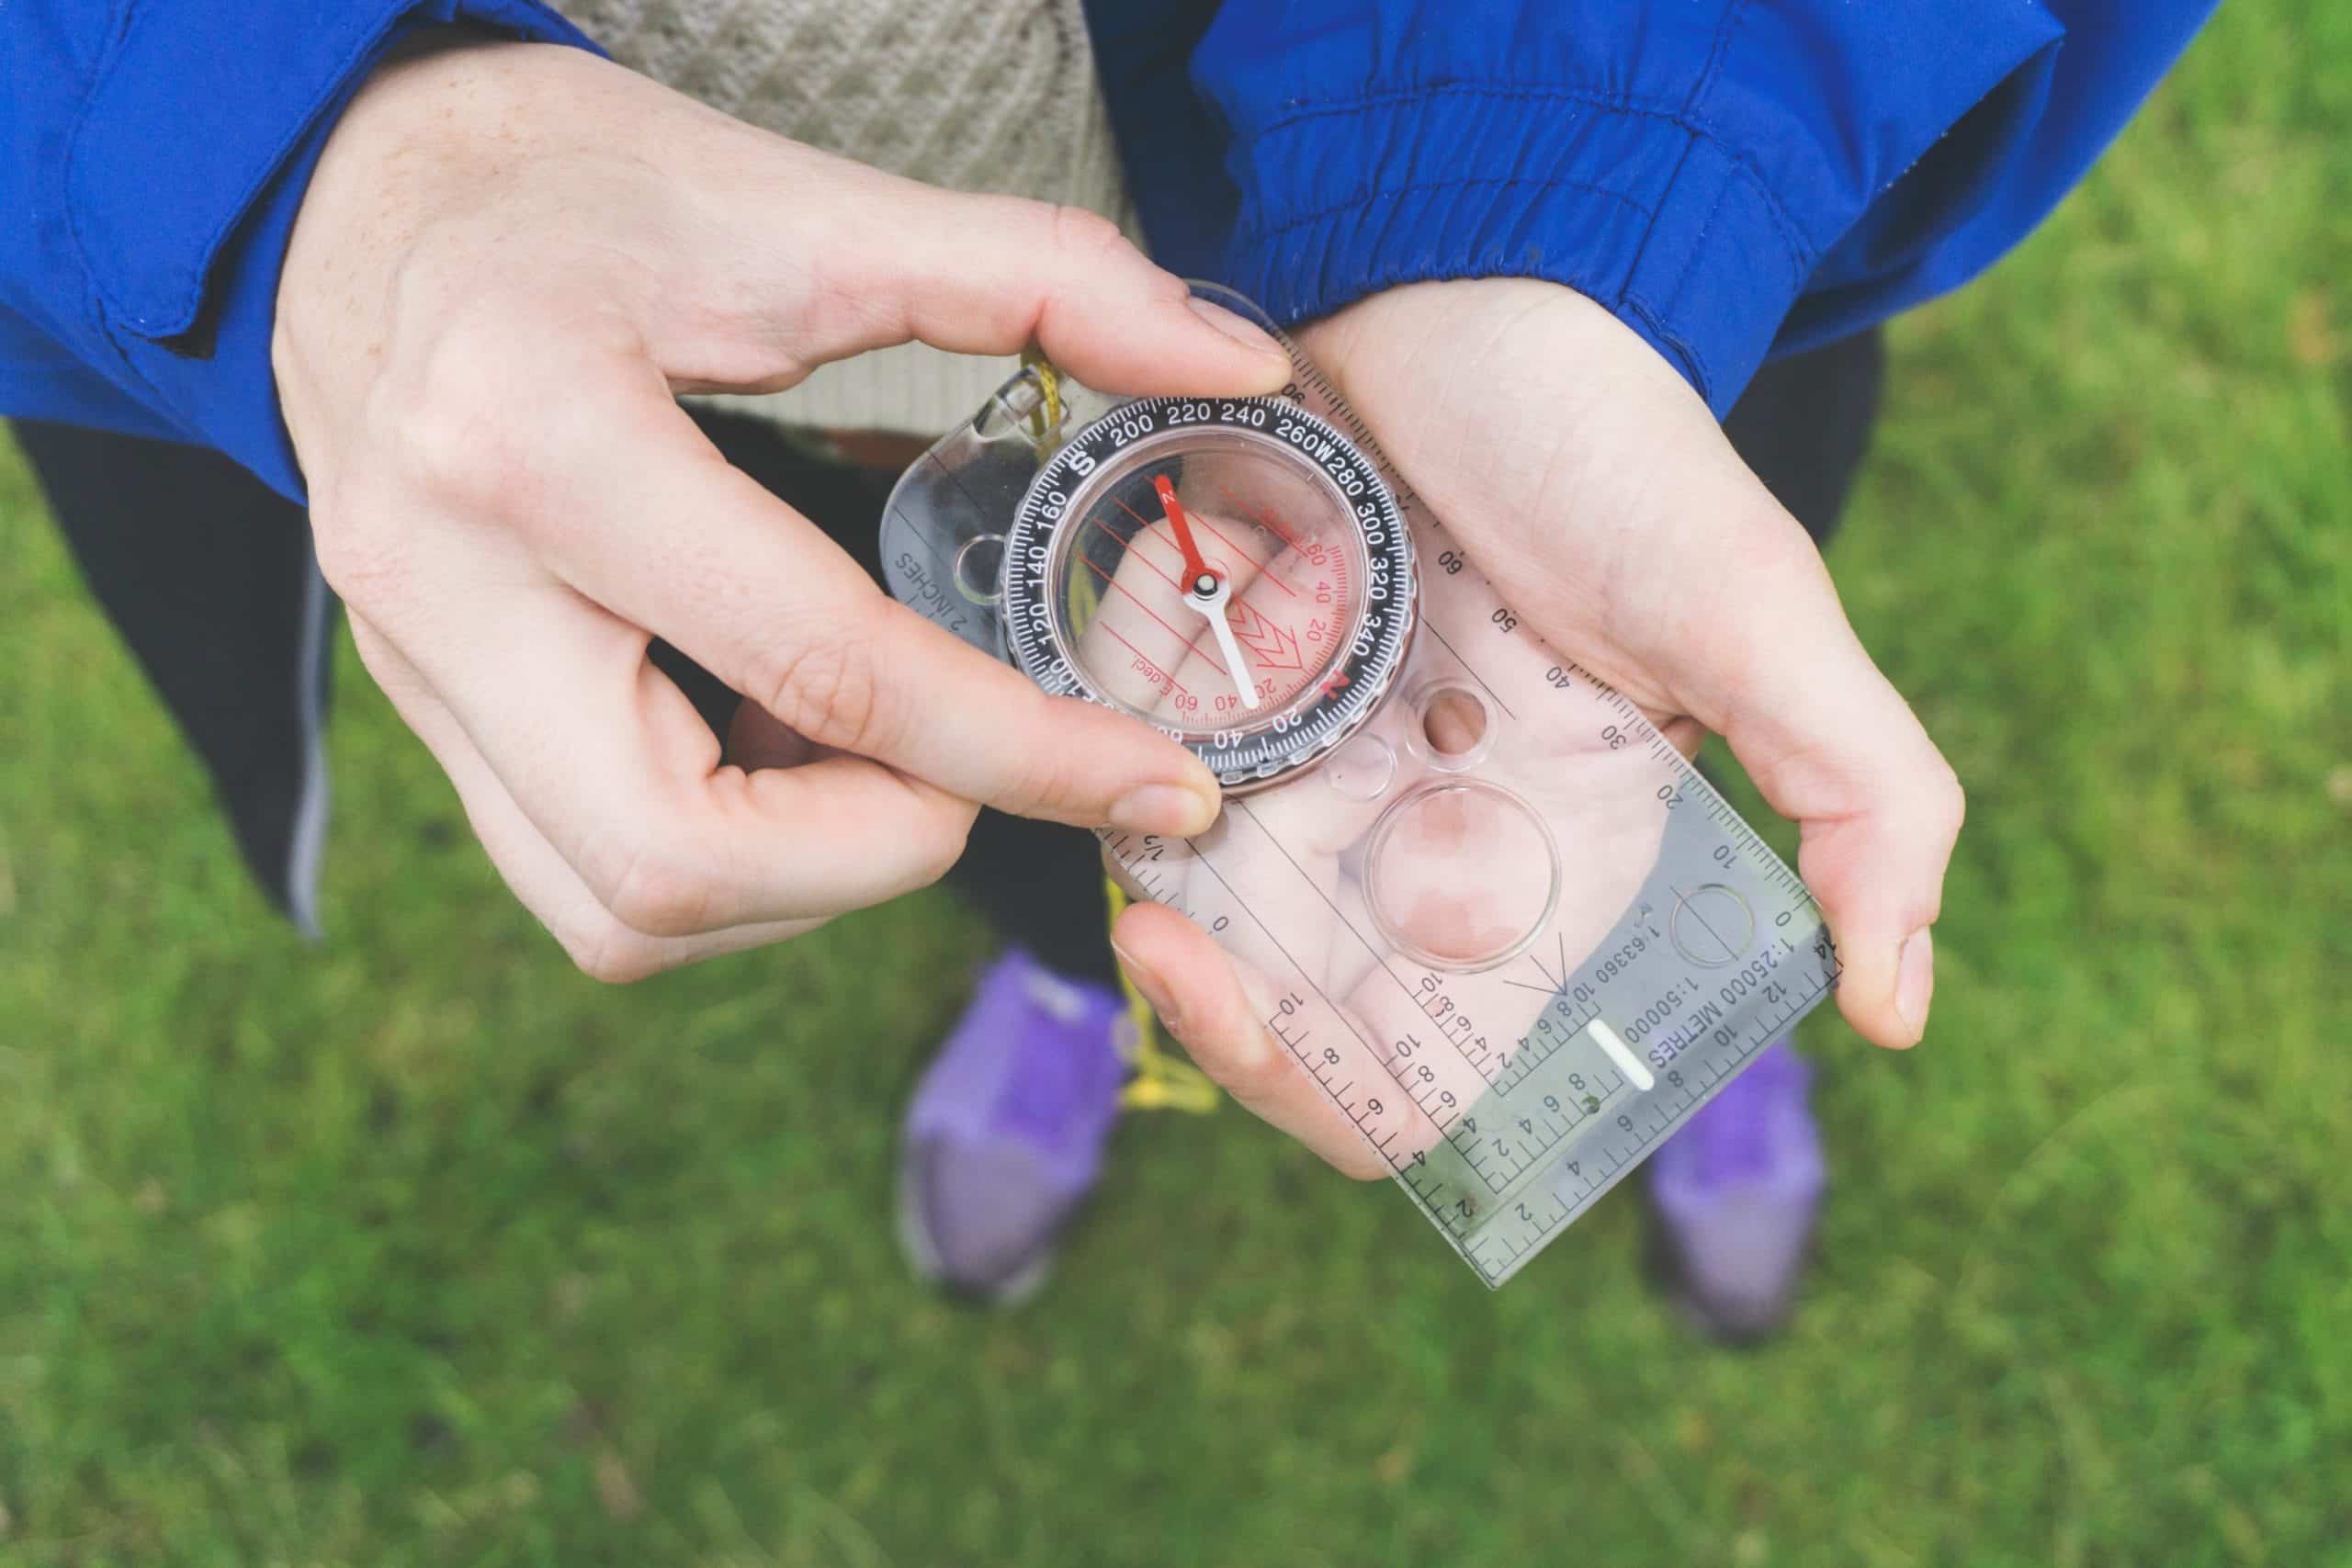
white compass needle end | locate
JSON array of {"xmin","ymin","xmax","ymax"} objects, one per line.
[{"xmin": 1195, "ymin": 582, "xmax": 1260, "ymax": 711}]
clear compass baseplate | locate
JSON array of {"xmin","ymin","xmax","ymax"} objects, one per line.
[{"xmin": 880, "ymin": 285, "xmax": 1839, "ymax": 1287}]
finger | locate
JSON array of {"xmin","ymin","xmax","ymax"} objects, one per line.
[
  {"xmin": 382, "ymin": 574, "xmax": 988, "ymax": 935},
  {"xmin": 1660, "ymin": 716, "xmax": 1707, "ymax": 761},
  {"xmin": 538, "ymin": 393, "xmax": 1225, "ymax": 838},
  {"xmin": 800, "ymin": 181, "xmax": 1293, "ymax": 397},
  {"xmin": 350, "ymin": 615, "xmax": 827, "ymax": 977},
  {"xmin": 1111, "ymin": 901, "xmax": 1395, "ymax": 1180},
  {"xmin": 1676, "ymin": 519, "xmax": 1963, "ymax": 1049}
]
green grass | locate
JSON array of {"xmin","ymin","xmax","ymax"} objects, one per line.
[{"xmin": 5, "ymin": 7, "xmax": 2349, "ymax": 1563}]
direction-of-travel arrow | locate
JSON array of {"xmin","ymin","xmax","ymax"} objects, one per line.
[{"xmin": 1224, "ymin": 600, "xmax": 1303, "ymax": 671}]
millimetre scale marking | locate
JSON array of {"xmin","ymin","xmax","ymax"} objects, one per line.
[
  {"xmin": 1074, "ymin": 551, "xmax": 1211, "ymax": 674},
  {"xmin": 1585, "ymin": 1017, "xmax": 1656, "ymax": 1092}
]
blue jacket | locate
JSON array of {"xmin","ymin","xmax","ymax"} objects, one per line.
[{"xmin": 5, "ymin": 1, "xmax": 2215, "ymax": 503}]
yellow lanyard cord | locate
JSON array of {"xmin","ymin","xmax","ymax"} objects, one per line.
[
  {"xmin": 1023, "ymin": 341, "xmax": 1213, "ymax": 1114},
  {"xmin": 1018, "ymin": 344, "xmax": 1064, "ymax": 450},
  {"xmin": 1103, "ymin": 874, "xmax": 1222, "ymax": 1114}
]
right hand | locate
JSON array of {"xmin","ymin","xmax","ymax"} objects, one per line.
[
  {"xmin": 1109, "ymin": 282, "xmax": 1964, "ymax": 1174},
  {"xmin": 273, "ymin": 39, "xmax": 1291, "ymax": 979}
]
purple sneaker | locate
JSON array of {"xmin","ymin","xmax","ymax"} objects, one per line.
[
  {"xmin": 1646, "ymin": 1041, "xmax": 1826, "ymax": 1340},
  {"xmin": 897, "ymin": 950, "xmax": 1129, "ymax": 1302}
]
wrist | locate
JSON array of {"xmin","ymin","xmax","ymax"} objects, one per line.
[
  {"xmin": 1301, "ymin": 278, "xmax": 1698, "ymax": 427},
  {"xmin": 272, "ymin": 39, "xmax": 566, "ymax": 456}
]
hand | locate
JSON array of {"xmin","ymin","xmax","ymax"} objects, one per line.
[
  {"xmin": 1113, "ymin": 279, "xmax": 1962, "ymax": 1174},
  {"xmin": 274, "ymin": 39, "xmax": 1289, "ymax": 979}
]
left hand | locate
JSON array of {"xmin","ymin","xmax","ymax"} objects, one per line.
[{"xmin": 1111, "ymin": 278, "xmax": 1963, "ymax": 1175}]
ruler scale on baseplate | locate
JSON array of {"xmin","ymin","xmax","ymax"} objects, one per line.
[{"xmin": 880, "ymin": 284, "xmax": 1839, "ymax": 1288}]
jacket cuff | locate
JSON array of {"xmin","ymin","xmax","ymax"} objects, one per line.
[
  {"xmin": 1220, "ymin": 28, "xmax": 2062, "ymax": 416},
  {"xmin": 64, "ymin": 1, "xmax": 597, "ymax": 498}
]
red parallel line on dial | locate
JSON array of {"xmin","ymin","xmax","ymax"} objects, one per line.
[
  {"xmin": 1081, "ymin": 514, "xmax": 1263, "ymax": 694},
  {"xmin": 1196, "ymin": 488, "xmax": 1309, "ymax": 598},
  {"xmin": 1098, "ymin": 621, "xmax": 1194, "ymax": 701},
  {"xmin": 1073, "ymin": 549, "xmax": 1212, "ymax": 680},
  {"xmin": 1216, "ymin": 485, "xmax": 1313, "ymax": 557},
  {"xmin": 1199, "ymin": 515, "xmax": 1298, "ymax": 597},
  {"xmin": 1083, "ymin": 513, "xmax": 1313, "ymax": 706},
  {"xmin": 1136, "ymin": 489, "xmax": 1268, "ymax": 574},
  {"xmin": 1111, "ymin": 495, "xmax": 1297, "ymax": 599},
  {"xmin": 1090, "ymin": 512, "xmax": 1187, "ymax": 596},
  {"xmin": 1081, "ymin": 516, "xmax": 1215, "ymax": 667}
]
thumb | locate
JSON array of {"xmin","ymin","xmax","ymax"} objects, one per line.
[
  {"xmin": 1679, "ymin": 514, "xmax": 1964, "ymax": 1049},
  {"xmin": 815, "ymin": 176, "xmax": 1294, "ymax": 396}
]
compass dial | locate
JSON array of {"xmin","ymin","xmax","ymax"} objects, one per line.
[{"xmin": 1002, "ymin": 397, "xmax": 1416, "ymax": 790}]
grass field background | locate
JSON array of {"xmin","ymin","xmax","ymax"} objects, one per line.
[{"xmin": 4, "ymin": 7, "xmax": 2348, "ymax": 1564}]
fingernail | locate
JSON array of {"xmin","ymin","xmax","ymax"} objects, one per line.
[
  {"xmin": 1187, "ymin": 296, "xmax": 1284, "ymax": 357},
  {"xmin": 1895, "ymin": 926, "xmax": 1935, "ymax": 1043},
  {"xmin": 1111, "ymin": 939, "xmax": 1179, "ymax": 1035},
  {"xmin": 1110, "ymin": 783, "xmax": 1217, "ymax": 838}
]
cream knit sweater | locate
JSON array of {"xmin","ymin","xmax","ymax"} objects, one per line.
[{"xmin": 555, "ymin": 0, "xmax": 1136, "ymax": 434}]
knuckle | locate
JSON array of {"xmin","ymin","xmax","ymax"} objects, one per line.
[
  {"xmin": 397, "ymin": 393, "xmax": 509, "ymax": 513},
  {"xmin": 916, "ymin": 810, "xmax": 976, "ymax": 887},
  {"xmin": 308, "ymin": 490, "xmax": 410, "ymax": 603},
  {"xmin": 1037, "ymin": 204, "xmax": 1150, "ymax": 325},
  {"xmin": 1001, "ymin": 701, "xmax": 1089, "ymax": 811},
  {"xmin": 752, "ymin": 620, "xmax": 895, "ymax": 755},
  {"xmin": 1044, "ymin": 202, "xmax": 1129, "ymax": 265},
  {"xmin": 594, "ymin": 833, "xmax": 719, "ymax": 939},
  {"xmin": 1923, "ymin": 761, "xmax": 1967, "ymax": 841},
  {"xmin": 1734, "ymin": 502, "xmax": 1827, "ymax": 586},
  {"xmin": 564, "ymin": 917, "xmax": 669, "ymax": 985},
  {"xmin": 386, "ymin": 304, "xmax": 542, "ymax": 509},
  {"xmin": 854, "ymin": 792, "xmax": 974, "ymax": 904},
  {"xmin": 1209, "ymin": 1029, "xmax": 1298, "ymax": 1106}
]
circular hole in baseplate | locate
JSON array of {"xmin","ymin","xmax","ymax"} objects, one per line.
[
  {"xmin": 953, "ymin": 533, "xmax": 1007, "ymax": 604},
  {"xmin": 1419, "ymin": 687, "xmax": 1489, "ymax": 764},
  {"xmin": 1364, "ymin": 781, "xmax": 1559, "ymax": 971},
  {"xmin": 1669, "ymin": 883, "xmax": 1756, "ymax": 967}
]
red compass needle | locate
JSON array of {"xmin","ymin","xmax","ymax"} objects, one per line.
[{"xmin": 1152, "ymin": 475, "xmax": 1218, "ymax": 595}]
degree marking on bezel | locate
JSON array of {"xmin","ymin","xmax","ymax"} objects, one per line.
[{"xmin": 1001, "ymin": 396, "xmax": 1415, "ymax": 791}]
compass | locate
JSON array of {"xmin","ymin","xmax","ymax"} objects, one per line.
[
  {"xmin": 1001, "ymin": 396, "xmax": 1418, "ymax": 791},
  {"xmin": 879, "ymin": 298, "xmax": 1839, "ymax": 1288}
]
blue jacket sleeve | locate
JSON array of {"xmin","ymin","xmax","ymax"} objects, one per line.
[
  {"xmin": 0, "ymin": 1, "xmax": 596, "ymax": 501},
  {"xmin": 1096, "ymin": 0, "xmax": 2215, "ymax": 417}
]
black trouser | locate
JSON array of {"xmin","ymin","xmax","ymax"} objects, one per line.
[{"xmin": 18, "ymin": 327, "xmax": 1882, "ymax": 986}]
